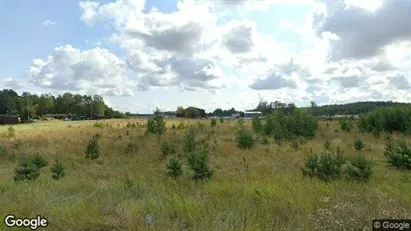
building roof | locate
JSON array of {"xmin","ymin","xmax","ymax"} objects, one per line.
[{"xmin": 244, "ymin": 111, "xmax": 262, "ymax": 114}]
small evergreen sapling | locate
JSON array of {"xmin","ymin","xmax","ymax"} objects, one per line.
[
  {"xmin": 346, "ymin": 154, "xmax": 373, "ymax": 182},
  {"xmin": 167, "ymin": 156, "xmax": 183, "ymax": 178},
  {"xmin": 187, "ymin": 151, "xmax": 213, "ymax": 180},
  {"xmin": 51, "ymin": 159, "xmax": 66, "ymax": 180},
  {"xmin": 85, "ymin": 134, "xmax": 101, "ymax": 160},
  {"xmin": 14, "ymin": 157, "xmax": 40, "ymax": 182}
]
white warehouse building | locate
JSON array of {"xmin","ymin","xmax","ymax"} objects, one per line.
[{"xmin": 243, "ymin": 111, "xmax": 263, "ymax": 119}]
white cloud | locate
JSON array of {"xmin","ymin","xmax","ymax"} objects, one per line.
[
  {"xmin": 4, "ymin": 0, "xmax": 411, "ymax": 113},
  {"xmin": 27, "ymin": 45, "xmax": 136, "ymax": 97},
  {"xmin": 313, "ymin": 0, "xmax": 411, "ymax": 61},
  {"xmin": 0, "ymin": 78, "xmax": 23, "ymax": 89},
  {"xmin": 42, "ymin": 20, "xmax": 56, "ymax": 27}
]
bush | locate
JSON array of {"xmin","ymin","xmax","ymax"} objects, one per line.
[
  {"xmin": 187, "ymin": 151, "xmax": 213, "ymax": 180},
  {"xmin": 358, "ymin": 106, "xmax": 411, "ymax": 134},
  {"xmin": 301, "ymin": 147, "xmax": 346, "ymax": 181},
  {"xmin": 171, "ymin": 124, "xmax": 176, "ymax": 129},
  {"xmin": 85, "ymin": 134, "xmax": 101, "ymax": 160},
  {"xmin": 145, "ymin": 108, "xmax": 167, "ymax": 135},
  {"xmin": 384, "ymin": 138, "xmax": 411, "ymax": 170},
  {"xmin": 167, "ymin": 156, "xmax": 183, "ymax": 178},
  {"xmin": 14, "ymin": 157, "xmax": 40, "ymax": 182},
  {"xmin": 301, "ymin": 149, "xmax": 319, "ymax": 178},
  {"xmin": 183, "ymin": 127, "xmax": 197, "ymax": 154},
  {"xmin": 354, "ymin": 138, "xmax": 364, "ymax": 152},
  {"xmin": 211, "ymin": 118, "xmax": 217, "ymax": 127},
  {"xmin": 219, "ymin": 117, "xmax": 224, "ymax": 123},
  {"xmin": 51, "ymin": 159, "xmax": 66, "ymax": 180},
  {"xmin": 346, "ymin": 154, "xmax": 373, "ymax": 182},
  {"xmin": 252, "ymin": 116, "xmax": 264, "ymax": 134},
  {"xmin": 161, "ymin": 140, "xmax": 176, "ymax": 158},
  {"xmin": 30, "ymin": 153, "xmax": 48, "ymax": 168},
  {"xmin": 264, "ymin": 109, "xmax": 318, "ymax": 141},
  {"xmin": 236, "ymin": 127, "xmax": 255, "ymax": 150},
  {"xmin": 317, "ymin": 147, "xmax": 345, "ymax": 181}
]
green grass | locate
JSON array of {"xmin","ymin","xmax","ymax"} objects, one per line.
[{"xmin": 0, "ymin": 119, "xmax": 410, "ymax": 230}]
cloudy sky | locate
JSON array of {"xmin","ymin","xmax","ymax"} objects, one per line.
[{"xmin": 0, "ymin": 0, "xmax": 410, "ymax": 113}]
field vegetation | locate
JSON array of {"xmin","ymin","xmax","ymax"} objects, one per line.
[{"xmin": 1, "ymin": 105, "xmax": 411, "ymax": 230}]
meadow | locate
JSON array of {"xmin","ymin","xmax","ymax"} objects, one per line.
[{"xmin": 0, "ymin": 118, "xmax": 410, "ymax": 230}]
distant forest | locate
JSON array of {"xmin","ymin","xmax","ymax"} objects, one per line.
[
  {"xmin": 212, "ymin": 101, "xmax": 411, "ymax": 117},
  {"xmin": 0, "ymin": 89, "xmax": 124, "ymax": 121},
  {"xmin": 1, "ymin": 88, "xmax": 411, "ymax": 120}
]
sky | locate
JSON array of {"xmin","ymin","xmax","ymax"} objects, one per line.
[{"xmin": 0, "ymin": 0, "xmax": 410, "ymax": 113}]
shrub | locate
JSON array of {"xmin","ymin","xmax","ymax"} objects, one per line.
[
  {"xmin": 211, "ymin": 118, "xmax": 217, "ymax": 127},
  {"xmin": 317, "ymin": 147, "xmax": 345, "ymax": 181},
  {"xmin": 384, "ymin": 138, "xmax": 411, "ymax": 170},
  {"xmin": 145, "ymin": 108, "xmax": 167, "ymax": 135},
  {"xmin": 346, "ymin": 154, "xmax": 373, "ymax": 182},
  {"xmin": 219, "ymin": 117, "xmax": 224, "ymax": 123},
  {"xmin": 301, "ymin": 149, "xmax": 319, "ymax": 178},
  {"xmin": 252, "ymin": 116, "xmax": 264, "ymax": 134},
  {"xmin": 358, "ymin": 106, "xmax": 411, "ymax": 134},
  {"xmin": 85, "ymin": 134, "xmax": 101, "ymax": 160},
  {"xmin": 183, "ymin": 127, "xmax": 197, "ymax": 154},
  {"xmin": 236, "ymin": 127, "xmax": 255, "ymax": 150},
  {"xmin": 167, "ymin": 156, "xmax": 183, "ymax": 178},
  {"xmin": 264, "ymin": 109, "xmax": 318, "ymax": 141},
  {"xmin": 171, "ymin": 124, "xmax": 176, "ymax": 130},
  {"xmin": 51, "ymin": 159, "xmax": 66, "ymax": 180},
  {"xmin": 302, "ymin": 147, "xmax": 346, "ymax": 181},
  {"xmin": 14, "ymin": 157, "xmax": 40, "ymax": 182},
  {"xmin": 354, "ymin": 138, "xmax": 364, "ymax": 152},
  {"xmin": 161, "ymin": 140, "xmax": 176, "ymax": 158},
  {"xmin": 187, "ymin": 151, "xmax": 213, "ymax": 180},
  {"xmin": 30, "ymin": 153, "xmax": 48, "ymax": 168}
]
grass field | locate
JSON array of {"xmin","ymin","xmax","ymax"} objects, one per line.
[{"xmin": 0, "ymin": 119, "xmax": 410, "ymax": 230}]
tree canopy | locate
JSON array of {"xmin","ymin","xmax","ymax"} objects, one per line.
[{"xmin": 0, "ymin": 89, "xmax": 124, "ymax": 120}]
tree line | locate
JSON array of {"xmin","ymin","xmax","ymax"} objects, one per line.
[
  {"xmin": 0, "ymin": 89, "xmax": 124, "ymax": 121},
  {"xmin": 250, "ymin": 100, "xmax": 411, "ymax": 116}
]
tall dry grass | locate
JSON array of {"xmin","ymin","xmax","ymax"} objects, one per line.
[{"xmin": 0, "ymin": 119, "xmax": 410, "ymax": 230}]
